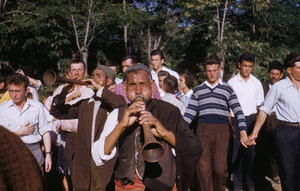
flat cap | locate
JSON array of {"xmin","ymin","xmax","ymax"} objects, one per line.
[
  {"xmin": 95, "ymin": 65, "xmax": 115, "ymax": 80},
  {"xmin": 123, "ymin": 63, "xmax": 152, "ymax": 81}
]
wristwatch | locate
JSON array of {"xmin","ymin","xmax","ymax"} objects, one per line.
[{"xmin": 45, "ymin": 151, "xmax": 52, "ymax": 156}]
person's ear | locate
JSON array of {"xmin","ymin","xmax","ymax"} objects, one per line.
[
  {"xmin": 286, "ymin": 67, "xmax": 291, "ymax": 75},
  {"xmin": 280, "ymin": 72, "xmax": 284, "ymax": 79},
  {"xmin": 122, "ymin": 81, "xmax": 127, "ymax": 93},
  {"xmin": 151, "ymin": 80, "xmax": 155, "ymax": 91},
  {"xmin": 106, "ymin": 78, "xmax": 113, "ymax": 86},
  {"xmin": 26, "ymin": 88, "xmax": 30, "ymax": 94}
]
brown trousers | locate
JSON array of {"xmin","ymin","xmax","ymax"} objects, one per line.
[{"xmin": 196, "ymin": 123, "xmax": 230, "ymax": 191}]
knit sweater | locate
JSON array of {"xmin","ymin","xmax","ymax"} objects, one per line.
[{"xmin": 183, "ymin": 82, "xmax": 246, "ymax": 131}]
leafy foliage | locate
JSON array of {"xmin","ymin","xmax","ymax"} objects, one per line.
[{"xmin": 0, "ymin": 0, "xmax": 298, "ymax": 86}]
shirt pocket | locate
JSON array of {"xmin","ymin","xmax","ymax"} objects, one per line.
[{"xmin": 2, "ymin": 119, "xmax": 19, "ymax": 131}]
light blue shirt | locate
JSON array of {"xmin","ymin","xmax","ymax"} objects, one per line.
[
  {"xmin": 177, "ymin": 89, "xmax": 193, "ymax": 108},
  {"xmin": 260, "ymin": 77, "xmax": 300, "ymax": 123}
]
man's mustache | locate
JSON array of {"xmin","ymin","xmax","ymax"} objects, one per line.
[{"xmin": 132, "ymin": 95, "xmax": 145, "ymax": 103}]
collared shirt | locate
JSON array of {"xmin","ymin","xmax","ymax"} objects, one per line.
[
  {"xmin": 260, "ymin": 77, "xmax": 300, "ymax": 123},
  {"xmin": 0, "ymin": 99, "xmax": 51, "ymax": 144},
  {"xmin": 177, "ymin": 89, "xmax": 193, "ymax": 108},
  {"xmin": 151, "ymin": 66, "xmax": 179, "ymax": 89},
  {"xmin": 161, "ymin": 93, "xmax": 186, "ymax": 116},
  {"xmin": 91, "ymin": 108, "xmax": 119, "ymax": 166},
  {"xmin": 88, "ymin": 88, "xmax": 104, "ymax": 147},
  {"xmin": 228, "ymin": 73, "xmax": 264, "ymax": 116},
  {"xmin": 115, "ymin": 77, "xmax": 123, "ymax": 85},
  {"xmin": 51, "ymin": 84, "xmax": 94, "ymax": 132},
  {"xmin": 204, "ymin": 78, "xmax": 223, "ymax": 89},
  {"xmin": 52, "ymin": 88, "xmax": 105, "ymax": 134},
  {"xmin": 52, "ymin": 84, "xmax": 94, "ymax": 105},
  {"xmin": 114, "ymin": 82, "xmax": 161, "ymax": 104},
  {"xmin": 183, "ymin": 80, "xmax": 246, "ymax": 131}
]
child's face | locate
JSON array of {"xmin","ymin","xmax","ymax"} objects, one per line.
[{"xmin": 108, "ymin": 84, "xmax": 116, "ymax": 92}]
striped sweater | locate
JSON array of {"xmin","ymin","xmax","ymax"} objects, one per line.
[{"xmin": 183, "ymin": 82, "xmax": 246, "ymax": 131}]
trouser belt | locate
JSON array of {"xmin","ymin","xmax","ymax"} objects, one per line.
[
  {"xmin": 25, "ymin": 142, "xmax": 40, "ymax": 147},
  {"xmin": 278, "ymin": 120, "xmax": 300, "ymax": 127}
]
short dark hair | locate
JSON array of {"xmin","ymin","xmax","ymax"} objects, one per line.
[
  {"xmin": 158, "ymin": 70, "xmax": 169, "ymax": 77},
  {"xmin": 69, "ymin": 59, "xmax": 86, "ymax": 71},
  {"xmin": 268, "ymin": 60, "xmax": 283, "ymax": 73},
  {"xmin": 202, "ymin": 56, "xmax": 221, "ymax": 69},
  {"xmin": 0, "ymin": 89, "xmax": 6, "ymax": 94},
  {"xmin": 284, "ymin": 52, "xmax": 300, "ymax": 70},
  {"xmin": 150, "ymin": 49, "xmax": 165, "ymax": 60},
  {"xmin": 180, "ymin": 70, "xmax": 194, "ymax": 89},
  {"xmin": 239, "ymin": 52, "xmax": 255, "ymax": 64},
  {"xmin": 122, "ymin": 54, "xmax": 137, "ymax": 64},
  {"xmin": 0, "ymin": 75, "xmax": 6, "ymax": 84},
  {"xmin": 6, "ymin": 73, "xmax": 29, "ymax": 89},
  {"xmin": 104, "ymin": 60, "xmax": 117, "ymax": 67},
  {"xmin": 163, "ymin": 75, "xmax": 178, "ymax": 94}
]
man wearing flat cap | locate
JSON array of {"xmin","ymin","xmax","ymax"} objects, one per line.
[
  {"xmin": 261, "ymin": 60, "xmax": 284, "ymax": 97},
  {"xmin": 91, "ymin": 63, "xmax": 202, "ymax": 191},
  {"xmin": 72, "ymin": 65, "xmax": 126, "ymax": 191},
  {"xmin": 260, "ymin": 60, "xmax": 284, "ymax": 184}
]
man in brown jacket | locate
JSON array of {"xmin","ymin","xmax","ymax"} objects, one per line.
[
  {"xmin": 92, "ymin": 64, "xmax": 202, "ymax": 191},
  {"xmin": 73, "ymin": 65, "xmax": 126, "ymax": 191}
]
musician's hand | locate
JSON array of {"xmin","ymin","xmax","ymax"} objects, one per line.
[
  {"xmin": 83, "ymin": 79, "xmax": 103, "ymax": 90},
  {"xmin": 118, "ymin": 101, "xmax": 145, "ymax": 129},
  {"xmin": 139, "ymin": 110, "xmax": 176, "ymax": 147},
  {"xmin": 139, "ymin": 111, "xmax": 167, "ymax": 138},
  {"xmin": 17, "ymin": 69, "xmax": 25, "ymax": 76},
  {"xmin": 65, "ymin": 88, "xmax": 81, "ymax": 102}
]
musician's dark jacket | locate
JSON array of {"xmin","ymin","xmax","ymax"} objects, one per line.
[
  {"xmin": 50, "ymin": 85, "xmax": 91, "ymax": 179},
  {"xmin": 114, "ymin": 99, "xmax": 202, "ymax": 191},
  {"xmin": 75, "ymin": 88, "xmax": 126, "ymax": 190},
  {"xmin": 261, "ymin": 81, "xmax": 270, "ymax": 97},
  {"xmin": 51, "ymin": 86, "xmax": 126, "ymax": 190}
]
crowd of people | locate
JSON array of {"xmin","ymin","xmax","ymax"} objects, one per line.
[{"xmin": 0, "ymin": 50, "xmax": 299, "ymax": 191}]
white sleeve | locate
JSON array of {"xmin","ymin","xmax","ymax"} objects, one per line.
[
  {"xmin": 257, "ymin": 81, "xmax": 265, "ymax": 107},
  {"xmin": 60, "ymin": 119, "xmax": 78, "ymax": 132},
  {"xmin": 91, "ymin": 108, "xmax": 119, "ymax": 166}
]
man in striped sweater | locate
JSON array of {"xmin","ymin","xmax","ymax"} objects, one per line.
[{"xmin": 184, "ymin": 56, "xmax": 247, "ymax": 191}]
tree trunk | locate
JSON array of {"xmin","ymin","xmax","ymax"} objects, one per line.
[
  {"xmin": 81, "ymin": 46, "xmax": 89, "ymax": 72},
  {"xmin": 217, "ymin": 0, "xmax": 228, "ymax": 79},
  {"xmin": 147, "ymin": 26, "xmax": 151, "ymax": 61},
  {"xmin": 123, "ymin": 0, "xmax": 128, "ymax": 53},
  {"xmin": 217, "ymin": 51, "xmax": 225, "ymax": 79}
]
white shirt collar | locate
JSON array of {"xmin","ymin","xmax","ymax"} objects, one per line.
[
  {"xmin": 204, "ymin": 78, "xmax": 223, "ymax": 88},
  {"xmin": 8, "ymin": 98, "xmax": 33, "ymax": 107},
  {"xmin": 237, "ymin": 73, "xmax": 255, "ymax": 83},
  {"xmin": 185, "ymin": 89, "xmax": 193, "ymax": 97}
]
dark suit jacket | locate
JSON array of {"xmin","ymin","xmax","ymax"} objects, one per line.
[
  {"xmin": 261, "ymin": 81, "xmax": 270, "ymax": 97},
  {"xmin": 73, "ymin": 88, "xmax": 126, "ymax": 191}
]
